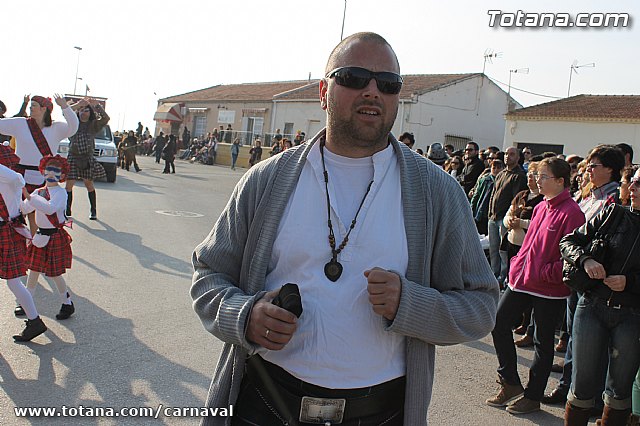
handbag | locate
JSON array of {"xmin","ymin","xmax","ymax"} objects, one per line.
[
  {"xmin": 562, "ymin": 204, "xmax": 624, "ymax": 292},
  {"xmin": 75, "ymin": 155, "xmax": 90, "ymax": 171}
]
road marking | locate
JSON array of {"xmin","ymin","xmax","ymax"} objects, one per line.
[{"xmin": 155, "ymin": 210, "xmax": 204, "ymax": 218}]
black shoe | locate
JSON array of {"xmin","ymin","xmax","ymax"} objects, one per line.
[
  {"xmin": 541, "ymin": 387, "xmax": 567, "ymax": 405},
  {"xmin": 89, "ymin": 210, "xmax": 97, "ymax": 220},
  {"xmin": 551, "ymin": 361, "xmax": 564, "ymax": 373},
  {"xmin": 13, "ymin": 317, "xmax": 47, "ymax": 342},
  {"xmin": 14, "ymin": 305, "xmax": 25, "ymax": 317},
  {"xmin": 56, "ymin": 302, "xmax": 75, "ymax": 320}
]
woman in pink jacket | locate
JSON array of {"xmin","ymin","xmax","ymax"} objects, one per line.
[{"xmin": 487, "ymin": 157, "xmax": 585, "ymax": 416}]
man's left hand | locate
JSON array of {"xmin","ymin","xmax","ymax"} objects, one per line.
[
  {"xmin": 603, "ymin": 275, "xmax": 626, "ymax": 292},
  {"xmin": 364, "ymin": 268, "xmax": 402, "ymax": 321}
]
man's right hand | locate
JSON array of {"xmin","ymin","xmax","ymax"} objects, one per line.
[{"xmin": 246, "ymin": 289, "xmax": 297, "ymax": 351}]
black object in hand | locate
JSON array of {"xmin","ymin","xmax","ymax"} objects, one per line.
[{"xmin": 272, "ymin": 283, "xmax": 303, "ymax": 318}]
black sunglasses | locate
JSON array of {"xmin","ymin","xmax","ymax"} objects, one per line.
[{"xmin": 325, "ymin": 67, "xmax": 403, "ymax": 95}]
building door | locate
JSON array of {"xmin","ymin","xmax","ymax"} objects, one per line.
[{"xmin": 244, "ymin": 117, "xmax": 264, "ymax": 144}]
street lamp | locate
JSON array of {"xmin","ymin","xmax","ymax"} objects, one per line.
[
  {"xmin": 73, "ymin": 46, "xmax": 82, "ymax": 95},
  {"xmin": 567, "ymin": 61, "xmax": 595, "ymax": 97}
]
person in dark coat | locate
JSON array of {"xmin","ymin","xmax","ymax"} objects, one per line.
[
  {"xmin": 162, "ymin": 135, "xmax": 177, "ymax": 174},
  {"xmin": 459, "ymin": 141, "xmax": 485, "ymax": 198},
  {"xmin": 153, "ymin": 132, "xmax": 166, "ymax": 164}
]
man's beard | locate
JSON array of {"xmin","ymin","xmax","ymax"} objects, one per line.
[{"xmin": 327, "ymin": 99, "xmax": 397, "ymax": 150}]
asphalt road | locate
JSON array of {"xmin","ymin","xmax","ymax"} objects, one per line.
[{"xmin": 0, "ymin": 155, "xmax": 579, "ymax": 425}]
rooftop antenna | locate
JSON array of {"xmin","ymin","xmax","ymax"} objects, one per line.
[
  {"xmin": 567, "ymin": 60, "xmax": 595, "ymax": 97},
  {"xmin": 482, "ymin": 49, "xmax": 502, "ymax": 74},
  {"xmin": 508, "ymin": 68, "xmax": 529, "ymax": 97},
  {"xmin": 340, "ymin": 0, "xmax": 347, "ymax": 41}
]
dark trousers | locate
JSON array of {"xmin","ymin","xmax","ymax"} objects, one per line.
[
  {"xmin": 232, "ymin": 357, "xmax": 404, "ymax": 426},
  {"xmin": 163, "ymin": 159, "xmax": 175, "ymax": 173},
  {"xmin": 492, "ymin": 288, "xmax": 565, "ymax": 401}
]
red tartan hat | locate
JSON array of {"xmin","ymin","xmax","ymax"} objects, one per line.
[
  {"xmin": 32, "ymin": 95, "xmax": 54, "ymax": 112},
  {"xmin": 38, "ymin": 155, "xmax": 69, "ymax": 182},
  {"xmin": 0, "ymin": 143, "xmax": 20, "ymax": 168}
]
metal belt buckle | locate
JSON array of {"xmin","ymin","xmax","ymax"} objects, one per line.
[{"xmin": 299, "ymin": 396, "xmax": 346, "ymax": 424}]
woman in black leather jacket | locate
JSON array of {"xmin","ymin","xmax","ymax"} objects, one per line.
[{"xmin": 559, "ymin": 168, "xmax": 640, "ymax": 426}]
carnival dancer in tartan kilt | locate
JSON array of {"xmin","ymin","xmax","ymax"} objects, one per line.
[
  {"xmin": 65, "ymin": 98, "xmax": 108, "ymax": 220},
  {"xmin": 0, "ymin": 143, "xmax": 47, "ymax": 341},
  {"xmin": 21, "ymin": 155, "xmax": 75, "ymax": 321},
  {"xmin": 0, "ymin": 94, "xmax": 79, "ymax": 235}
]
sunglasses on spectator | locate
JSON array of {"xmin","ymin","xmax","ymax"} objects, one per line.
[
  {"xmin": 451, "ymin": 161, "xmax": 460, "ymax": 165},
  {"xmin": 523, "ymin": 151, "xmax": 531, "ymax": 154},
  {"xmin": 586, "ymin": 163, "xmax": 604, "ymax": 170},
  {"xmin": 464, "ymin": 148, "xmax": 475, "ymax": 152},
  {"xmin": 325, "ymin": 67, "xmax": 403, "ymax": 95},
  {"xmin": 630, "ymin": 177, "xmax": 640, "ymax": 187}
]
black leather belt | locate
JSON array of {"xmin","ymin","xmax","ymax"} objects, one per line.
[
  {"xmin": 586, "ymin": 291, "xmax": 639, "ymax": 310},
  {"xmin": 37, "ymin": 228, "xmax": 59, "ymax": 236},
  {"xmin": 0, "ymin": 215, "xmax": 26, "ymax": 227},
  {"xmin": 16, "ymin": 164, "xmax": 40, "ymax": 171},
  {"xmin": 245, "ymin": 356, "xmax": 405, "ymax": 424}
]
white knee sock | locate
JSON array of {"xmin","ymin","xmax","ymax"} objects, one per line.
[
  {"xmin": 7, "ymin": 278, "xmax": 38, "ymax": 320},
  {"xmin": 51, "ymin": 276, "xmax": 72, "ymax": 304}
]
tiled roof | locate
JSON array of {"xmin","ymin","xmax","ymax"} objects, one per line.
[
  {"xmin": 161, "ymin": 80, "xmax": 320, "ymax": 102},
  {"xmin": 506, "ymin": 95, "xmax": 640, "ymax": 121},
  {"xmin": 274, "ymin": 74, "xmax": 479, "ymax": 100}
]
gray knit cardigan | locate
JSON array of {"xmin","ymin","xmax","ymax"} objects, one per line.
[{"xmin": 191, "ymin": 129, "xmax": 499, "ymax": 425}]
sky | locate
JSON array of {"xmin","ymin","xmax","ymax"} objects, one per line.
[{"xmin": 3, "ymin": 0, "xmax": 639, "ymax": 133}]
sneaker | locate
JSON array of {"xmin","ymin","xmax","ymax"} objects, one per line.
[
  {"xmin": 14, "ymin": 305, "xmax": 25, "ymax": 317},
  {"xmin": 56, "ymin": 302, "xmax": 75, "ymax": 320},
  {"xmin": 90, "ymin": 210, "xmax": 97, "ymax": 220},
  {"xmin": 506, "ymin": 397, "xmax": 540, "ymax": 415},
  {"xmin": 13, "ymin": 317, "xmax": 47, "ymax": 342},
  {"xmin": 486, "ymin": 378, "xmax": 525, "ymax": 407}
]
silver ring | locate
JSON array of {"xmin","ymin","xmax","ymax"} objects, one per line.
[{"xmin": 265, "ymin": 329, "xmax": 270, "ymax": 338}]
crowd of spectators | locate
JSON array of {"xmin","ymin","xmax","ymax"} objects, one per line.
[{"xmin": 412, "ymin": 135, "xmax": 639, "ymax": 425}]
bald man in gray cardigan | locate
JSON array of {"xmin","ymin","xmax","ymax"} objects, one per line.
[{"xmin": 191, "ymin": 33, "xmax": 498, "ymax": 426}]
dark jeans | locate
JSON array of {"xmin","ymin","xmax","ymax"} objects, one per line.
[
  {"xmin": 568, "ymin": 294, "xmax": 640, "ymax": 410},
  {"xmin": 163, "ymin": 159, "xmax": 175, "ymax": 173},
  {"xmin": 492, "ymin": 288, "xmax": 565, "ymax": 401}
]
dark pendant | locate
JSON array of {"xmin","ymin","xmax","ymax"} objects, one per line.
[{"xmin": 324, "ymin": 259, "xmax": 343, "ymax": 282}]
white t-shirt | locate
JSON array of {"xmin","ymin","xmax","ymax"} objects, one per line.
[
  {"xmin": 0, "ymin": 108, "xmax": 78, "ymax": 185},
  {"xmin": 22, "ymin": 185, "xmax": 67, "ymax": 228},
  {"xmin": 260, "ymin": 141, "xmax": 408, "ymax": 388},
  {"xmin": 0, "ymin": 164, "xmax": 25, "ymax": 219}
]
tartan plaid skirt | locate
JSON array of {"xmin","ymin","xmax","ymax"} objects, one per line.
[
  {"xmin": 67, "ymin": 154, "xmax": 106, "ymax": 181},
  {"xmin": 27, "ymin": 228, "xmax": 72, "ymax": 277},
  {"xmin": 0, "ymin": 224, "xmax": 28, "ymax": 279}
]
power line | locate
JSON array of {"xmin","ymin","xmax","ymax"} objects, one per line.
[{"xmin": 487, "ymin": 75, "xmax": 562, "ymax": 99}]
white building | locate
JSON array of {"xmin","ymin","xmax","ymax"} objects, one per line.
[
  {"xmin": 154, "ymin": 73, "xmax": 519, "ymax": 151},
  {"xmin": 273, "ymin": 73, "xmax": 520, "ymax": 152},
  {"xmin": 503, "ymin": 95, "xmax": 640, "ymax": 157}
]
